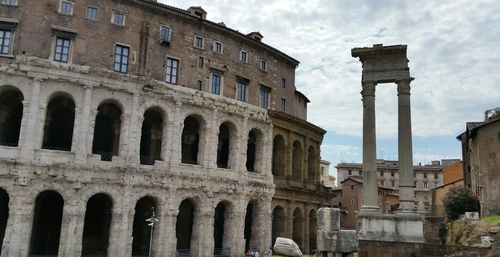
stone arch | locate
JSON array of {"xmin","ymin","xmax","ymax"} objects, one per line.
[
  {"xmin": 92, "ymin": 100, "xmax": 122, "ymax": 161},
  {"xmin": 272, "ymin": 135, "xmax": 286, "ymax": 176},
  {"xmin": 140, "ymin": 107, "xmax": 165, "ymax": 165},
  {"xmin": 0, "ymin": 188, "xmax": 8, "ymax": 256},
  {"xmin": 292, "ymin": 207, "xmax": 304, "ymax": 250},
  {"xmin": 213, "ymin": 200, "xmax": 233, "ymax": 256},
  {"xmin": 272, "ymin": 205, "xmax": 286, "ymax": 245},
  {"xmin": 181, "ymin": 114, "xmax": 206, "ymax": 164},
  {"xmin": 0, "ymin": 86, "xmax": 24, "ymax": 147},
  {"xmin": 292, "ymin": 141, "xmax": 303, "ymax": 180},
  {"xmin": 308, "ymin": 209, "xmax": 317, "ymax": 254},
  {"xmin": 216, "ymin": 121, "xmax": 237, "ymax": 169},
  {"xmin": 308, "ymin": 145, "xmax": 317, "ymax": 184},
  {"xmin": 176, "ymin": 198, "xmax": 195, "ymax": 255},
  {"xmin": 29, "ymin": 190, "xmax": 64, "ymax": 256},
  {"xmin": 82, "ymin": 193, "xmax": 113, "ymax": 257},
  {"xmin": 131, "ymin": 196, "xmax": 157, "ymax": 257},
  {"xmin": 42, "ymin": 93, "xmax": 75, "ymax": 151},
  {"xmin": 246, "ymin": 128, "xmax": 263, "ymax": 172}
]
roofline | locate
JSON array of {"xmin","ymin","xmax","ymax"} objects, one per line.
[
  {"xmin": 268, "ymin": 110, "xmax": 326, "ymax": 135},
  {"xmin": 432, "ymin": 178, "xmax": 464, "ymax": 190},
  {"xmin": 136, "ymin": 0, "xmax": 300, "ymax": 66},
  {"xmin": 295, "ymin": 90, "xmax": 311, "ymax": 103}
]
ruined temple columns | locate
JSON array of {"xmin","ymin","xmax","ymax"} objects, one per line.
[
  {"xmin": 361, "ymin": 82, "xmax": 379, "ymax": 213},
  {"xmin": 397, "ymin": 79, "xmax": 415, "ymax": 213}
]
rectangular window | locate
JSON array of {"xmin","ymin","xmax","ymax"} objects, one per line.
[
  {"xmin": 114, "ymin": 44, "xmax": 129, "ymax": 73},
  {"xmin": 391, "ymin": 181, "xmax": 395, "ymax": 187},
  {"xmin": 280, "ymin": 98, "xmax": 286, "ymax": 112},
  {"xmin": 0, "ymin": 29, "xmax": 12, "ymax": 55},
  {"xmin": 196, "ymin": 80, "xmax": 203, "ymax": 91},
  {"xmin": 213, "ymin": 41, "xmax": 223, "ymax": 54},
  {"xmin": 165, "ymin": 57, "xmax": 179, "ymax": 84},
  {"xmin": 59, "ymin": 0, "xmax": 74, "ymax": 15},
  {"xmin": 350, "ymin": 185, "xmax": 354, "ymax": 191},
  {"xmin": 112, "ymin": 11, "xmax": 125, "ymax": 26},
  {"xmin": 351, "ymin": 199, "xmax": 354, "ymax": 206},
  {"xmin": 240, "ymin": 50, "xmax": 247, "ymax": 62},
  {"xmin": 424, "ymin": 182, "xmax": 428, "ymax": 188},
  {"xmin": 2, "ymin": 0, "xmax": 17, "ymax": 6},
  {"xmin": 391, "ymin": 171, "xmax": 395, "ymax": 177},
  {"xmin": 54, "ymin": 37, "xmax": 71, "ymax": 63},
  {"xmin": 194, "ymin": 35, "xmax": 204, "ymax": 49},
  {"xmin": 381, "ymin": 180, "xmax": 385, "ymax": 186},
  {"xmin": 380, "ymin": 171, "xmax": 384, "ymax": 177},
  {"xmin": 198, "ymin": 56, "xmax": 204, "ymax": 68},
  {"xmin": 282, "ymin": 78, "xmax": 286, "ymax": 88},
  {"xmin": 86, "ymin": 6, "xmax": 99, "ymax": 20},
  {"xmin": 160, "ymin": 25, "xmax": 171, "ymax": 43},
  {"xmin": 260, "ymin": 59, "xmax": 267, "ymax": 71},
  {"xmin": 424, "ymin": 173, "xmax": 427, "ymax": 179},
  {"xmin": 211, "ymin": 74, "xmax": 221, "ymax": 95},
  {"xmin": 348, "ymin": 170, "xmax": 352, "ymax": 175},
  {"xmin": 260, "ymin": 86, "xmax": 270, "ymax": 109},
  {"xmin": 434, "ymin": 173, "xmax": 438, "ymax": 179},
  {"xmin": 236, "ymin": 81, "xmax": 247, "ymax": 102}
]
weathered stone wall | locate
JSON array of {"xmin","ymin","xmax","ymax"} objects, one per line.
[{"xmin": 358, "ymin": 240, "xmax": 491, "ymax": 257}]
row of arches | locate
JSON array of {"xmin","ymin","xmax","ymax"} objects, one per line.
[
  {"xmin": 271, "ymin": 206, "xmax": 317, "ymax": 254},
  {"xmin": 0, "ymin": 188, "xmax": 262, "ymax": 257},
  {"xmin": 0, "ymin": 87, "xmax": 264, "ymax": 171},
  {"xmin": 272, "ymin": 135, "xmax": 318, "ymax": 182}
]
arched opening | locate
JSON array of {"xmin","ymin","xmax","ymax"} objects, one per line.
[
  {"xmin": 244, "ymin": 202, "xmax": 255, "ymax": 251},
  {"xmin": 131, "ymin": 197, "xmax": 156, "ymax": 257},
  {"xmin": 246, "ymin": 129, "xmax": 262, "ymax": 172},
  {"xmin": 0, "ymin": 88, "xmax": 23, "ymax": 147},
  {"xmin": 292, "ymin": 141, "xmax": 303, "ymax": 180},
  {"xmin": 140, "ymin": 108, "xmax": 164, "ymax": 165},
  {"xmin": 0, "ymin": 188, "xmax": 9, "ymax": 256},
  {"xmin": 42, "ymin": 95, "xmax": 75, "ymax": 151},
  {"xmin": 29, "ymin": 190, "xmax": 64, "ymax": 256},
  {"xmin": 82, "ymin": 194, "xmax": 113, "ymax": 257},
  {"xmin": 272, "ymin": 135, "xmax": 286, "ymax": 176},
  {"xmin": 92, "ymin": 102, "xmax": 122, "ymax": 161},
  {"xmin": 308, "ymin": 209, "xmax": 317, "ymax": 255},
  {"xmin": 181, "ymin": 116, "xmax": 201, "ymax": 164},
  {"xmin": 292, "ymin": 208, "xmax": 303, "ymax": 250},
  {"xmin": 213, "ymin": 202, "xmax": 226, "ymax": 255},
  {"xmin": 308, "ymin": 146, "xmax": 317, "ymax": 184},
  {"xmin": 216, "ymin": 122, "xmax": 234, "ymax": 169},
  {"xmin": 176, "ymin": 199, "xmax": 194, "ymax": 256},
  {"xmin": 271, "ymin": 206, "xmax": 286, "ymax": 246}
]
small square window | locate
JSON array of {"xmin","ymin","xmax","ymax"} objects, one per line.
[
  {"xmin": 114, "ymin": 44, "xmax": 129, "ymax": 73},
  {"xmin": 2, "ymin": 0, "xmax": 17, "ymax": 6},
  {"xmin": 260, "ymin": 86, "xmax": 270, "ymax": 109},
  {"xmin": 196, "ymin": 80, "xmax": 203, "ymax": 91},
  {"xmin": 211, "ymin": 74, "xmax": 221, "ymax": 95},
  {"xmin": 165, "ymin": 57, "xmax": 179, "ymax": 84},
  {"xmin": 213, "ymin": 41, "xmax": 223, "ymax": 54},
  {"xmin": 112, "ymin": 11, "xmax": 125, "ymax": 26},
  {"xmin": 160, "ymin": 25, "xmax": 171, "ymax": 44},
  {"xmin": 240, "ymin": 50, "xmax": 247, "ymax": 62},
  {"xmin": 54, "ymin": 37, "xmax": 71, "ymax": 63},
  {"xmin": 0, "ymin": 29, "xmax": 13, "ymax": 55},
  {"xmin": 194, "ymin": 35, "xmax": 204, "ymax": 49},
  {"xmin": 236, "ymin": 80, "xmax": 247, "ymax": 102},
  {"xmin": 280, "ymin": 98, "xmax": 286, "ymax": 112},
  {"xmin": 59, "ymin": 0, "xmax": 74, "ymax": 15},
  {"xmin": 86, "ymin": 6, "xmax": 99, "ymax": 20},
  {"xmin": 260, "ymin": 59, "xmax": 267, "ymax": 71}
]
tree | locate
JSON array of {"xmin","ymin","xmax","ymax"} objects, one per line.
[{"xmin": 443, "ymin": 186, "xmax": 480, "ymax": 220}]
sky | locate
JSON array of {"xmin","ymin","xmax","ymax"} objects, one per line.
[{"xmin": 163, "ymin": 0, "xmax": 500, "ymax": 178}]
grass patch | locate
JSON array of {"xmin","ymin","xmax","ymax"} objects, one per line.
[{"xmin": 483, "ymin": 215, "xmax": 500, "ymax": 223}]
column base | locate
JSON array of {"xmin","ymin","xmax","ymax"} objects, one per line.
[
  {"xmin": 357, "ymin": 213, "xmax": 424, "ymax": 243},
  {"xmin": 360, "ymin": 205, "xmax": 380, "ymax": 215}
]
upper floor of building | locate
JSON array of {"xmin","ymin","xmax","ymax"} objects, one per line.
[{"xmin": 0, "ymin": 0, "xmax": 309, "ymax": 120}]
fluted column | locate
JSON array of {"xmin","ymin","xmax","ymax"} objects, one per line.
[
  {"xmin": 397, "ymin": 79, "xmax": 415, "ymax": 213},
  {"xmin": 361, "ymin": 81, "xmax": 379, "ymax": 213}
]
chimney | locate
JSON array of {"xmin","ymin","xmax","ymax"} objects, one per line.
[
  {"xmin": 187, "ymin": 6, "xmax": 207, "ymax": 20},
  {"xmin": 247, "ymin": 32, "xmax": 263, "ymax": 42}
]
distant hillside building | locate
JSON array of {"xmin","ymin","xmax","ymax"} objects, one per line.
[
  {"xmin": 319, "ymin": 160, "xmax": 336, "ymax": 188},
  {"xmin": 457, "ymin": 117, "xmax": 500, "ymax": 216}
]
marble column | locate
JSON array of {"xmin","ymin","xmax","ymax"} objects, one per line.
[
  {"xmin": 361, "ymin": 82, "xmax": 379, "ymax": 213},
  {"xmin": 397, "ymin": 79, "xmax": 415, "ymax": 213}
]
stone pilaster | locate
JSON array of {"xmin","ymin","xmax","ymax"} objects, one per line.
[
  {"xmin": 1, "ymin": 189, "xmax": 33, "ymax": 257},
  {"xmin": 20, "ymin": 76, "xmax": 44, "ymax": 161},
  {"xmin": 238, "ymin": 115, "xmax": 249, "ymax": 172},
  {"xmin": 75, "ymin": 84, "xmax": 93, "ymax": 164},
  {"xmin": 168, "ymin": 99, "xmax": 182, "ymax": 168},
  {"xmin": 191, "ymin": 204, "xmax": 214, "ymax": 257},
  {"xmin": 361, "ymin": 81, "xmax": 379, "ymax": 213},
  {"xmin": 397, "ymin": 79, "xmax": 415, "ymax": 213},
  {"xmin": 206, "ymin": 108, "xmax": 218, "ymax": 168},
  {"xmin": 225, "ymin": 204, "xmax": 246, "ymax": 256},
  {"xmin": 58, "ymin": 199, "xmax": 85, "ymax": 257},
  {"xmin": 126, "ymin": 93, "xmax": 140, "ymax": 165},
  {"xmin": 107, "ymin": 192, "xmax": 133, "ymax": 257}
]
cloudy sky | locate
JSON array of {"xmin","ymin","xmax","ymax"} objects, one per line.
[{"xmin": 164, "ymin": 0, "xmax": 500, "ymax": 178}]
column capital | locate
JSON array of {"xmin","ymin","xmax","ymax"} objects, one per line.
[
  {"xmin": 361, "ymin": 81, "xmax": 376, "ymax": 97},
  {"xmin": 396, "ymin": 78, "xmax": 413, "ymax": 95}
]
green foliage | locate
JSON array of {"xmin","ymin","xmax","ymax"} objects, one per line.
[
  {"xmin": 483, "ymin": 215, "xmax": 500, "ymax": 223},
  {"xmin": 438, "ymin": 223, "xmax": 448, "ymax": 244},
  {"xmin": 443, "ymin": 186, "xmax": 480, "ymax": 220}
]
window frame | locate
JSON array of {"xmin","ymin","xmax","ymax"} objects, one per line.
[
  {"xmin": 198, "ymin": 56, "xmax": 204, "ymax": 68},
  {"xmin": 85, "ymin": 5, "xmax": 99, "ymax": 21},
  {"xmin": 113, "ymin": 44, "xmax": 130, "ymax": 74},
  {"xmin": 260, "ymin": 86, "xmax": 270, "ymax": 109},
  {"xmin": 196, "ymin": 80, "xmax": 203, "ymax": 91},
  {"xmin": 194, "ymin": 35, "xmax": 204, "ymax": 49},
  {"xmin": 213, "ymin": 40, "xmax": 223, "ymax": 54},
  {"xmin": 260, "ymin": 59, "xmax": 267, "ymax": 71},
  {"xmin": 0, "ymin": 29, "xmax": 14, "ymax": 55},
  {"xmin": 160, "ymin": 25, "xmax": 171, "ymax": 44},
  {"xmin": 58, "ymin": 0, "xmax": 74, "ymax": 16},
  {"xmin": 240, "ymin": 50, "xmax": 247, "ymax": 62},
  {"xmin": 53, "ymin": 36, "xmax": 72, "ymax": 63},
  {"xmin": 280, "ymin": 98, "xmax": 286, "ymax": 112},
  {"xmin": 111, "ymin": 10, "xmax": 126, "ymax": 26},
  {"xmin": 2, "ymin": 0, "xmax": 17, "ymax": 6},
  {"xmin": 236, "ymin": 80, "xmax": 248, "ymax": 102},
  {"xmin": 165, "ymin": 56, "xmax": 179, "ymax": 84},
  {"xmin": 211, "ymin": 73, "xmax": 222, "ymax": 95}
]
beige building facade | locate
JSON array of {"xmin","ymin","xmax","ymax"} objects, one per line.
[{"xmin": 0, "ymin": 1, "xmax": 331, "ymax": 257}]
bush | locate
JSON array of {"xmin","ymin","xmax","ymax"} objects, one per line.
[{"xmin": 443, "ymin": 186, "xmax": 480, "ymax": 220}]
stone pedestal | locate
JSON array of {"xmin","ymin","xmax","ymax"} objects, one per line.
[
  {"xmin": 317, "ymin": 208, "xmax": 358, "ymax": 256},
  {"xmin": 357, "ymin": 213, "xmax": 424, "ymax": 243}
]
